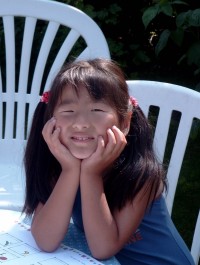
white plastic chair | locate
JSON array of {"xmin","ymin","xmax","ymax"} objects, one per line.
[
  {"xmin": 127, "ymin": 80, "xmax": 200, "ymax": 265},
  {"xmin": 0, "ymin": 0, "xmax": 110, "ymax": 211}
]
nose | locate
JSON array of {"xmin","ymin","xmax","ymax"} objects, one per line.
[{"xmin": 72, "ymin": 112, "xmax": 90, "ymax": 130}]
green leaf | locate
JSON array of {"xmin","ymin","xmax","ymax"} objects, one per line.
[
  {"xmin": 155, "ymin": 29, "xmax": 171, "ymax": 56},
  {"xmin": 171, "ymin": 0, "xmax": 188, "ymax": 6},
  {"xmin": 188, "ymin": 9, "xmax": 200, "ymax": 27},
  {"xmin": 160, "ymin": 3, "xmax": 173, "ymax": 17},
  {"xmin": 176, "ymin": 10, "xmax": 191, "ymax": 28},
  {"xmin": 142, "ymin": 5, "xmax": 160, "ymax": 28},
  {"xmin": 176, "ymin": 9, "xmax": 200, "ymax": 28}
]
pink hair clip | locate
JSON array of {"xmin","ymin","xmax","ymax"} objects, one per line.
[
  {"xmin": 130, "ymin": 96, "xmax": 138, "ymax": 107},
  {"xmin": 40, "ymin": 91, "xmax": 50, "ymax": 103}
]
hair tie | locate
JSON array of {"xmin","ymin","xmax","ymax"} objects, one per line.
[
  {"xmin": 40, "ymin": 91, "xmax": 50, "ymax": 104},
  {"xmin": 129, "ymin": 96, "xmax": 138, "ymax": 107}
]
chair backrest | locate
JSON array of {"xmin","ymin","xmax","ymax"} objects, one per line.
[
  {"xmin": 0, "ymin": 0, "xmax": 110, "ymax": 210},
  {"xmin": 127, "ymin": 80, "xmax": 200, "ymax": 265}
]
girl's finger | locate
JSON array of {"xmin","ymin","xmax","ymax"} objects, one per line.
[
  {"xmin": 107, "ymin": 126, "xmax": 127, "ymax": 157},
  {"xmin": 97, "ymin": 128, "xmax": 117, "ymax": 158},
  {"xmin": 112, "ymin": 126, "xmax": 127, "ymax": 148},
  {"xmin": 42, "ymin": 118, "xmax": 58, "ymax": 147},
  {"xmin": 106, "ymin": 128, "xmax": 116, "ymax": 147},
  {"xmin": 94, "ymin": 135, "xmax": 105, "ymax": 156},
  {"xmin": 51, "ymin": 127, "xmax": 60, "ymax": 142},
  {"xmin": 42, "ymin": 117, "xmax": 56, "ymax": 137}
]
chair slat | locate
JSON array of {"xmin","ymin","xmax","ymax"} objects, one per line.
[
  {"xmin": 31, "ymin": 21, "xmax": 59, "ymax": 96},
  {"xmin": 16, "ymin": 17, "xmax": 37, "ymax": 139},
  {"xmin": 44, "ymin": 29, "xmax": 80, "ymax": 91},
  {"xmin": 153, "ymin": 107, "xmax": 172, "ymax": 162},
  {"xmin": 27, "ymin": 21, "xmax": 60, "ymax": 126},
  {"xmin": 76, "ymin": 47, "xmax": 90, "ymax": 60},
  {"xmin": 165, "ymin": 114, "xmax": 193, "ymax": 214},
  {"xmin": 3, "ymin": 16, "xmax": 15, "ymax": 139},
  {"xmin": 0, "ymin": 68, "xmax": 2, "ymax": 138},
  {"xmin": 191, "ymin": 210, "xmax": 200, "ymax": 265},
  {"xmin": 18, "ymin": 17, "xmax": 37, "ymax": 95}
]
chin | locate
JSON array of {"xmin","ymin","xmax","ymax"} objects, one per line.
[
  {"xmin": 71, "ymin": 151, "xmax": 93, "ymax": 160},
  {"xmin": 74, "ymin": 154, "xmax": 92, "ymax": 160}
]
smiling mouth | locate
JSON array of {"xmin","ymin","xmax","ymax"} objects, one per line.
[{"xmin": 71, "ymin": 136, "xmax": 94, "ymax": 141}]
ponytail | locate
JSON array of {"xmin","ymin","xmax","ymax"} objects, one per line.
[
  {"xmin": 22, "ymin": 103, "xmax": 61, "ymax": 215},
  {"xmin": 104, "ymin": 107, "xmax": 166, "ymax": 211}
]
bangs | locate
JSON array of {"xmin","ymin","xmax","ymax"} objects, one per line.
[
  {"xmin": 62, "ymin": 65, "xmax": 118, "ymax": 105},
  {"xmin": 47, "ymin": 59, "xmax": 130, "ymax": 122}
]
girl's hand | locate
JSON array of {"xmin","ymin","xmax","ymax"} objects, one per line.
[
  {"xmin": 42, "ymin": 117, "xmax": 81, "ymax": 171},
  {"xmin": 81, "ymin": 125, "xmax": 127, "ymax": 176}
]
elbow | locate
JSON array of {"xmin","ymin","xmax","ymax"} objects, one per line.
[
  {"xmin": 89, "ymin": 244, "xmax": 117, "ymax": 260},
  {"xmin": 92, "ymin": 251, "xmax": 114, "ymax": 261},
  {"xmin": 31, "ymin": 226, "xmax": 60, "ymax": 253},
  {"xmin": 88, "ymin": 236, "xmax": 124, "ymax": 260},
  {"xmin": 37, "ymin": 243, "xmax": 59, "ymax": 253},
  {"xmin": 92, "ymin": 253, "xmax": 112, "ymax": 261}
]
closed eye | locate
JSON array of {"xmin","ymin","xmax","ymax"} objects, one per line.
[
  {"xmin": 58, "ymin": 110, "xmax": 74, "ymax": 114},
  {"xmin": 92, "ymin": 109, "xmax": 104, "ymax": 112}
]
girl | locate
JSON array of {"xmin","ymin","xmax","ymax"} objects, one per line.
[{"xmin": 23, "ymin": 58, "xmax": 195, "ymax": 265}]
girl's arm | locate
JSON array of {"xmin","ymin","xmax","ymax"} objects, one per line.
[
  {"xmin": 80, "ymin": 175, "xmax": 156, "ymax": 259},
  {"xmin": 80, "ymin": 126, "xmax": 159, "ymax": 259},
  {"xmin": 31, "ymin": 170, "xmax": 79, "ymax": 252},
  {"xmin": 31, "ymin": 118, "xmax": 80, "ymax": 252}
]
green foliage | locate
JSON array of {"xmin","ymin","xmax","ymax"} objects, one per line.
[
  {"xmin": 142, "ymin": 5, "xmax": 160, "ymax": 29},
  {"xmin": 1, "ymin": 0, "xmax": 200, "ymax": 88},
  {"xmin": 142, "ymin": 1, "xmax": 200, "ymax": 84},
  {"xmin": 142, "ymin": 0, "xmax": 188, "ymax": 29},
  {"xmin": 176, "ymin": 9, "xmax": 200, "ymax": 28},
  {"xmin": 155, "ymin": 29, "xmax": 171, "ymax": 56},
  {"xmin": 59, "ymin": 0, "xmax": 199, "ymax": 90}
]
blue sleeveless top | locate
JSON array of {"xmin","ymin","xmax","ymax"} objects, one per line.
[{"xmin": 72, "ymin": 189, "xmax": 195, "ymax": 265}]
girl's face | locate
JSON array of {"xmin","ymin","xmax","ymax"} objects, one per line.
[{"xmin": 53, "ymin": 85, "xmax": 126, "ymax": 159}]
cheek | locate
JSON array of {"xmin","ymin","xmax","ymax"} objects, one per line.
[
  {"xmin": 54, "ymin": 116, "xmax": 67, "ymax": 128},
  {"xmin": 99, "ymin": 117, "xmax": 120, "ymax": 142}
]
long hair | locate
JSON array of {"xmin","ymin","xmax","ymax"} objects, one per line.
[{"xmin": 22, "ymin": 58, "xmax": 167, "ymax": 215}]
